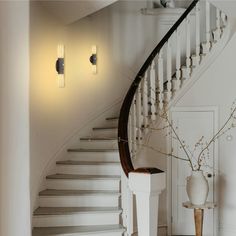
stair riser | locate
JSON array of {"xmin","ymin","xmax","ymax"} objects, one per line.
[
  {"xmin": 46, "ymin": 179, "xmax": 120, "ymax": 191},
  {"xmin": 33, "ymin": 212, "xmax": 120, "ymax": 227},
  {"xmin": 105, "ymin": 120, "xmax": 118, "ymax": 127},
  {"xmin": 39, "ymin": 195, "xmax": 120, "ymax": 207},
  {"xmin": 79, "ymin": 141, "xmax": 118, "ymax": 149},
  {"xmin": 93, "ymin": 129, "xmax": 117, "ymax": 137},
  {"xmin": 67, "ymin": 152, "xmax": 119, "ymax": 162},
  {"xmin": 56, "ymin": 165, "xmax": 121, "ymax": 176}
]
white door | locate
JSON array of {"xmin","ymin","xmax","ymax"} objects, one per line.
[{"xmin": 170, "ymin": 108, "xmax": 218, "ymax": 236}]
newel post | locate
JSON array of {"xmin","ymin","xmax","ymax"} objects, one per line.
[{"xmin": 129, "ymin": 168, "xmax": 166, "ymax": 236}]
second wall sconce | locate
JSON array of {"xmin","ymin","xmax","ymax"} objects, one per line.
[
  {"xmin": 56, "ymin": 44, "xmax": 65, "ymax": 88},
  {"xmin": 89, "ymin": 45, "xmax": 97, "ymax": 74}
]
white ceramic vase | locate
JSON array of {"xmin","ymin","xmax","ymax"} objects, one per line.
[{"xmin": 186, "ymin": 170, "xmax": 209, "ymax": 205}]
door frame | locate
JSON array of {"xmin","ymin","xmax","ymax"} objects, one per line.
[{"xmin": 167, "ymin": 106, "xmax": 219, "ymax": 236}]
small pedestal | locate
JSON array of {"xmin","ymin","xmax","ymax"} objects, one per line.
[
  {"xmin": 129, "ymin": 168, "xmax": 166, "ymax": 236},
  {"xmin": 183, "ymin": 201, "xmax": 216, "ymax": 236}
]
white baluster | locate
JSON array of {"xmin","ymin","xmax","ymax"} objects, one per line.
[
  {"xmin": 157, "ymin": 49, "xmax": 164, "ymax": 112},
  {"xmin": 142, "ymin": 71, "xmax": 149, "ymax": 131},
  {"xmin": 213, "ymin": 8, "xmax": 221, "ymax": 42},
  {"xmin": 136, "ymin": 84, "xmax": 142, "ymax": 145},
  {"xmin": 175, "ymin": 29, "xmax": 181, "ymax": 91},
  {"xmin": 194, "ymin": 2, "xmax": 201, "ymax": 65},
  {"xmin": 150, "ymin": 61, "xmax": 156, "ymax": 121},
  {"xmin": 128, "ymin": 113, "xmax": 132, "ymax": 155},
  {"xmin": 166, "ymin": 39, "xmax": 172, "ymax": 102},
  {"xmin": 202, "ymin": 1, "xmax": 211, "ymax": 53},
  {"xmin": 131, "ymin": 100, "xmax": 137, "ymax": 157},
  {"xmin": 182, "ymin": 17, "xmax": 191, "ymax": 80}
]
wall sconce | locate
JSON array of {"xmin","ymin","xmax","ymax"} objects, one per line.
[
  {"xmin": 89, "ymin": 45, "xmax": 97, "ymax": 74},
  {"xmin": 56, "ymin": 44, "xmax": 65, "ymax": 88}
]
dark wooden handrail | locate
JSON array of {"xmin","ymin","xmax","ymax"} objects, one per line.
[{"xmin": 118, "ymin": 0, "xmax": 199, "ymax": 177}]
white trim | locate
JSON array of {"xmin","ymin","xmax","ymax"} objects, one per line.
[{"xmin": 167, "ymin": 106, "xmax": 219, "ymax": 236}]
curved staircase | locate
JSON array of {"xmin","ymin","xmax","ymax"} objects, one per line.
[
  {"xmin": 32, "ymin": 0, "xmax": 229, "ymax": 235},
  {"xmin": 32, "ymin": 117, "xmax": 125, "ymax": 236}
]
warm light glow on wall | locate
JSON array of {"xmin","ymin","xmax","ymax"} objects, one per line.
[{"xmin": 56, "ymin": 44, "xmax": 65, "ymax": 88}]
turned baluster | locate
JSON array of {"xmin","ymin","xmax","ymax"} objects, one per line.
[
  {"xmin": 186, "ymin": 16, "xmax": 191, "ymax": 78},
  {"xmin": 175, "ymin": 29, "xmax": 181, "ymax": 93},
  {"xmin": 136, "ymin": 84, "xmax": 142, "ymax": 145},
  {"xmin": 204, "ymin": 1, "xmax": 211, "ymax": 53},
  {"xmin": 157, "ymin": 49, "xmax": 164, "ymax": 112},
  {"xmin": 149, "ymin": 61, "xmax": 156, "ymax": 121},
  {"xmin": 128, "ymin": 112, "xmax": 132, "ymax": 155},
  {"xmin": 195, "ymin": 2, "xmax": 201, "ymax": 65},
  {"xmin": 142, "ymin": 71, "xmax": 149, "ymax": 131},
  {"xmin": 216, "ymin": 8, "xmax": 221, "ymax": 39},
  {"xmin": 166, "ymin": 39, "xmax": 172, "ymax": 102},
  {"xmin": 131, "ymin": 100, "xmax": 137, "ymax": 157}
]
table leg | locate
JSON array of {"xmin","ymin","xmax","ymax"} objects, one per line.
[{"xmin": 194, "ymin": 208, "xmax": 204, "ymax": 236}]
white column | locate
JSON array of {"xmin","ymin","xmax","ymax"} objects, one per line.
[
  {"xmin": 0, "ymin": 1, "xmax": 31, "ymax": 236},
  {"xmin": 129, "ymin": 169, "xmax": 166, "ymax": 236}
]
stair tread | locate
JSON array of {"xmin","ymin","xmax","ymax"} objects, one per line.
[
  {"xmin": 67, "ymin": 148, "xmax": 118, "ymax": 152},
  {"xmin": 32, "ymin": 224, "xmax": 125, "ymax": 235},
  {"xmin": 56, "ymin": 160, "xmax": 120, "ymax": 165},
  {"xmin": 34, "ymin": 207, "xmax": 122, "ymax": 216},
  {"xmin": 80, "ymin": 137, "xmax": 117, "ymax": 141},
  {"xmin": 46, "ymin": 174, "xmax": 120, "ymax": 180},
  {"xmin": 39, "ymin": 189, "xmax": 121, "ymax": 196},
  {"xmin": 93, "ymin": 126, "xmax": 118, "ymax": 130}
]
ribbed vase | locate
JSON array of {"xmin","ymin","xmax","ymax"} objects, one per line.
[{"xmin": 186, "ymin": 170, "xmax": 209, "ymax": 205}]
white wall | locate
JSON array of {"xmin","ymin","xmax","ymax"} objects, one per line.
[
  {"xmin": 0, "ymin": 1, "xmax": 31, "ymax": 236},
  {"xmin": 175, "ymin": 31, "xmax": 236, "ymax": 235},
  {"xmin": 30, "ymin": 0, "xmax": 171, "ymax": 210}
]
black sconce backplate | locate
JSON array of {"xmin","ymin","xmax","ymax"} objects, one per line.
[
  {"xmin": 56, "ymin": 58, "xmax": 64, "ymax": 74},
  {"xmin": 89, "ymin": 54, "xmax": 97, "ymax": 65}
]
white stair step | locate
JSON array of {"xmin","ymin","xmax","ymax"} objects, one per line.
[
  {"xmin": 79, "ymin": 137, "xmax": 118, "ymax": 149},
  {"xmin": 33, "ymin": 207, "xmax": 122, "ymax": 227},
  {"xmin": 56, "ymin": 161, "xmax": 121, "ymax": 175},
  {"xmin": 92, "ymin": 127, "xmax": 118, "ymax": 137},
  {"xmin": 46, "ymin": 174, "xmax": 120, "ymax": 191},
  {"xmin": 32, "ymin": 224, "xmax": 125, "ymax": 236},
  {"xmin": 39, "ymin": 189, "xmax": 120, "ymax": 207},
  {"xmin": 105, "ymin": 117, "xmax": 119, "ymax": 126},
  {"xmin": 66, "ymin": 149, "xmax": 119, "ymax": 162}
]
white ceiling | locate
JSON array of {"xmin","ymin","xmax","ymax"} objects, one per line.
[{"xmin": 39, "ymin": 0, "xmax": 119, "ymax": 25}]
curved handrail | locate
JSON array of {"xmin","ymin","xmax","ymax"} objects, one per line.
[{"xmin": 118, "ymin": 0, "xmax": 199, "ymax": 177}]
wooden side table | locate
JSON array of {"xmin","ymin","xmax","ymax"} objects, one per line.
[{"xmin": 183, "ymin": 201, "xmax": 216, "ymax": 236}]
